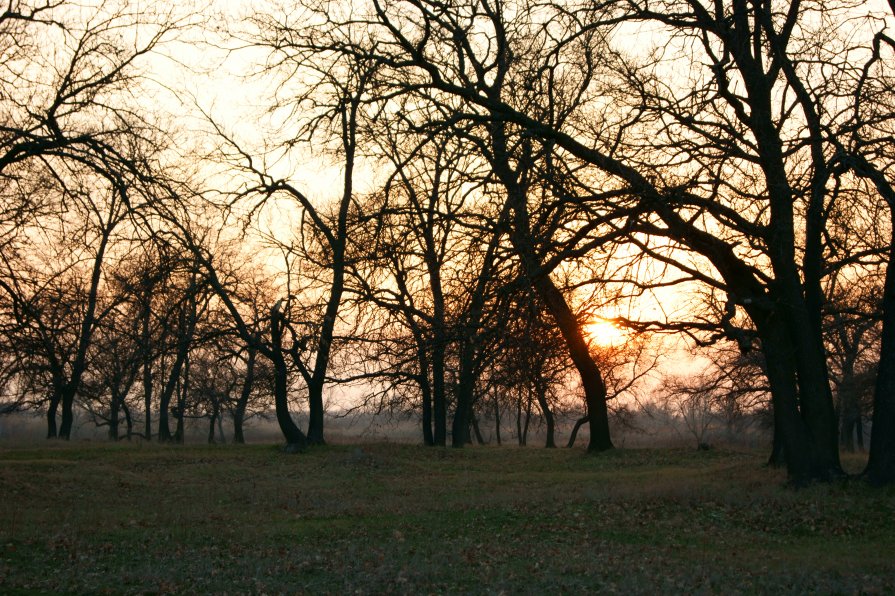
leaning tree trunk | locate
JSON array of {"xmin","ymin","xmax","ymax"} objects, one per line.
[
  {"xmin": 271, "ymin": 309, "xmax": 308, "ymax": 452},
  {"xmin": 567, "ymin": 415, "xmax": 588, "ymax": 448},
  {"xmin": 492, "ymin": 124, "xmax": 613, "ymax": 453}
]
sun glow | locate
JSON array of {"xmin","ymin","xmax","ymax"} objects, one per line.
[{"xmin": 583, "ymin": 318, "xmax": 628, "ymax": 347}]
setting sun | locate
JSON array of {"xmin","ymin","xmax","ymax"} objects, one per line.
[{"xmin": 583, "ymin": 319, "xmax": 628, "ymax": 347}]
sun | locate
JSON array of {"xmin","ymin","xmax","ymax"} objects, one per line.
[{"xmin": 583, "ymin": 318, "xmax": 627, "ymax": 347}]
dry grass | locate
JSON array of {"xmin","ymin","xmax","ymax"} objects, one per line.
[{"xmin": 0, "ymin": 442, "xmax": 893, "ymax": 594}]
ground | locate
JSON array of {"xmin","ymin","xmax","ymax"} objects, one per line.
[{"xmin": 0, "ymin": 442, "xmax": 892, "ymax": 594}]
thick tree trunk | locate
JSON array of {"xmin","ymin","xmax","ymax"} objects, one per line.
[
  {"xmin": 866, "ymin": 237, "xmax": 895, "ymax": 485},
  {"xmin": 758, "ymin": 314, "xmax": 838, "ymax": 484},
  {"xmin": 767, "ymin": 421, "xmax": 786, "ymax": 468},
  {"xmin": 306, "ymin": 377, "xmax": 326, "ymax": 446},
  {"xmin": 452, "ymin": 339, "xmax": 477, "ymax": 447},
  {"xmin": 58, "ymin": 384, "xmax": 76, "ymax": 439},
  {"xmin": 233, "ymin": 410, "xmax": 245, "ymax": 444}
]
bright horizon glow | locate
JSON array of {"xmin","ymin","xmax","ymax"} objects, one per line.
[{"xmin": 583, "ymin": 318, "xmax": 628, "ymax": 347}]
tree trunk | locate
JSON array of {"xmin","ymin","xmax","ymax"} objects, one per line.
[
  {"xmin": 521, "ymin": 390, "xmax": 532, "ymax": 446},
  {"xmin": 767, "ymin": 420, "xmax": 786, "ymax": 468},
  {"xmin": 306, "ymin": 378, "xmax": 326, "ymax": 446},
  {"xmin": 207, "ymin": 410, "xmax": 216, "ymax": 444},
  {"xmin": 142, "ymin": 310, "xmax": 153, "ymax": 442},
  {"xmin": 493, "ymin": 390, "xmax": 502, "ymax": 446},
  {"xmin": 271, "ymin": 308, "xmax": 308, "ymax": 451},
  {"xmin": 58, "ymin": 384, "xmax": 76, "ymax": 439},
  {"xmin": 122, "ymin": 401, "xmax": 133, "ymax": 440},
  {"xmin": 431, "ymin": 336, "xmax": 447, "ymax": 447},
  {"xmin": 534, "ymin": 379, "xmax": 556, "ymax": 449},
  {"xmin": 471, "ymin": 414, "xmax": 485, "ymax": 445},
  {"xmin": 866, "ymin": 236, "xmax": 895, "ymax": 485},
  {"xmin": 450, "ymin": 223, "xmax": 501, "ymax": 448},
  {"xmin": 174, "ymin": 362, "xmax": 188, "ymax": 444},
  {"xmin": 758, "ymin": 314, "xmax": 831, "ymax": 484},
  {"xmin": 452, "ymin": 348, "xmax": 474, "ymax": 448},
  {"xmin": 46, "ymin": 390, "xmax": 61, "ymax": 439},
  {"xmin": 567, "ymin": 415, "xmax": 588, "ymax": 448},
  {"xmin": 420, "ymin": 372, "xmax": 434, "ymax": 446},
  {"xmin": 232, "ymin": 350, "xmax": 254, "ymax": 444},
  {"xmin": 535, "ymin": 279, "xmax": 613, "ymax": 452},
  {"xmin": 109, "ymin": 390, "xmax": 120, "ymax": 441},
  {"xmin": 160, "ymin": 288, "xmax": 197, "ymax": 443},
  {"xmin": 489, "ymin": 117, "xmax": 613, "ymax": 453}
]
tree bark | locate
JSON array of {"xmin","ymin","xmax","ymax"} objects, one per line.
[{"xmin": 866, "ymin": 237, "xmax": 895, "ymax": 484}]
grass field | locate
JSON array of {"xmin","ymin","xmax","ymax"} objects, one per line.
[{"xmin": 0, "ymin": 442, "xmax": 893, "ymax": 594}]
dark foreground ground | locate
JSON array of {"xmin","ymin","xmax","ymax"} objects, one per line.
[{"xmin": 0, "ymin": 442, "xmax": 892, "ymax": 594}]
